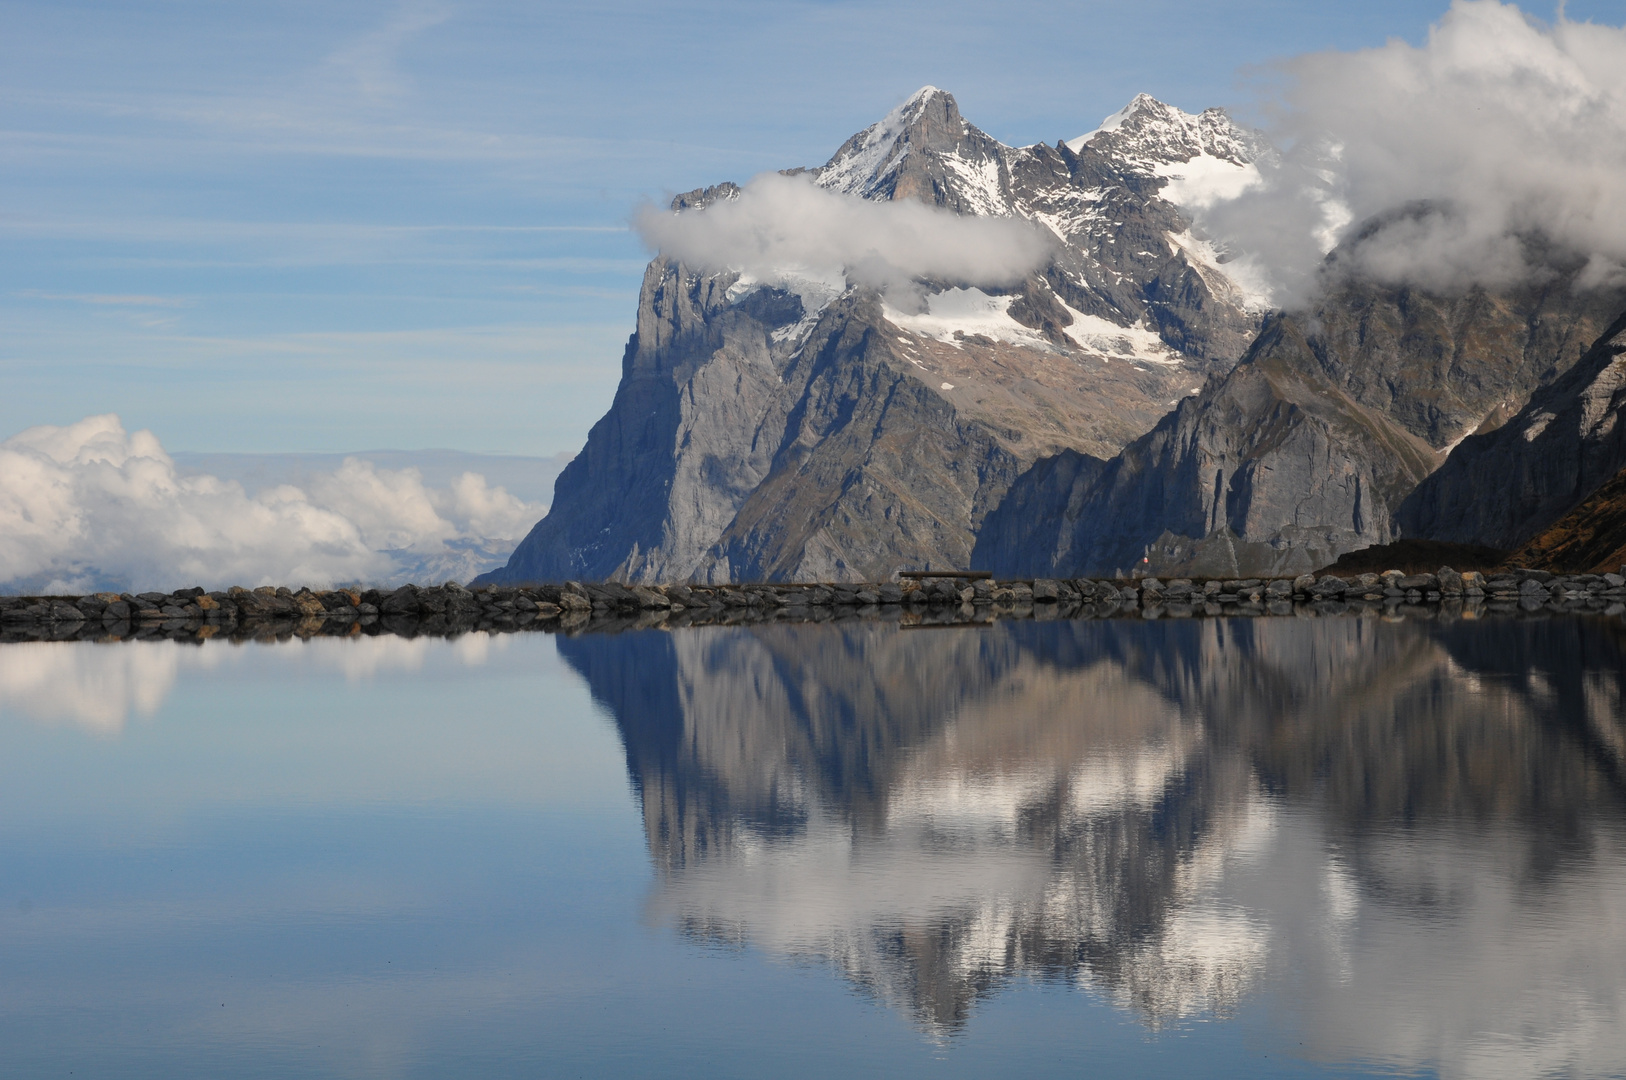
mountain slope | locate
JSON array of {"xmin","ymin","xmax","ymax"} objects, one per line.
[
  {"xmin": 485, "ymin": 88, "xmax": 1270, "ymax": 584},
  {"xmin": 976, "ymin": 254, "xmax": 1626, "ymax": 578},
  {"xmin": 1501, "ymin": 465, "xmax": 1626, "ymax": 575},
  {"xmin": 1397, "ymin": 309, "xmax": 1626, "ymax": 554}
]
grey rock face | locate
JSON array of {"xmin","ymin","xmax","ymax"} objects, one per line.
[
  {"xmin": 486, "ymin": 88, "xmax": 1272, "ymax": 585},
  {"xmin": 493, "ymin": 257, "xmax": 789, "ymax": 583},
  {"xmin": 972, "ymin": 450, "xmax": 1108, "ymax": 574},
  {"xmin": 1399, "ymin": 309, "xmax": 1626, "ymax": 548},
  {"xmin": 978, "ymin": 259, "xmax": 1626, "ymax": 579}
]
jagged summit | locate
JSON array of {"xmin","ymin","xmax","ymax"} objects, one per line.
[
  {"xmin": 1066, "ymin": 94, "xmax": 1263, "ymax": 171},
  {"xmin": 811, "ymin": 87, "xmax": 1267, "ymax": 250},
  {"xmin": 814, "ymin": 87, "xmax": 1011, "ymax": 214},
  {"xmin": 1065, "ymin": 93, "xmax": 1155, "ymax": 150}
]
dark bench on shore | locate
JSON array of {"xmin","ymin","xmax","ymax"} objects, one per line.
[{"xmin": 899, "ymin": 570, "xmax": 993, "ymax": 580}]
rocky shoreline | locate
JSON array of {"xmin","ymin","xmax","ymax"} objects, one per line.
[{"xmin": 2, "ymin": 567, "xmax": 1625, "ymax": 644}]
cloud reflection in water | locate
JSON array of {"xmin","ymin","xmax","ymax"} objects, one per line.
[{"xmin": 0, "ymin": 630, "xmax": 511, "ymax": 733}]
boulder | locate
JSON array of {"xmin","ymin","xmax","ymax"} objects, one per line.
[
  {"xmin": 1311, "ymin": 576, "xmax": 1349, "ymax": 597},
  {"xmin": 47, "ymin": 601, "xmax": 85, "ymax": 623},
  {"xmin": 631, "ymin": 586, "xmax": 671, "ymax": 610},
  {"xmin": 378, "ymin": 586, "xmax": 422, "ymax": 615},
  {"xmin": 1032, "ymin": 579, "xmax": 1060, "ymax": 602}
]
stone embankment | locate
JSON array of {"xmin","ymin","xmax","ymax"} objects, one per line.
[{"xmin": 2, "ymin": 568, "xmax": 1624, "ymax": 644}]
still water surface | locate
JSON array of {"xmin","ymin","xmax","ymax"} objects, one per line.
[{"xmin": 1, "ymin": 615, "xmax": 1624, "ymax": 1078}]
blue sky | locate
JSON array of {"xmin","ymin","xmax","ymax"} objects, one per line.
[{"xmin": 2, "ymin": 0, "xmax": 1613, "ymax": 455}]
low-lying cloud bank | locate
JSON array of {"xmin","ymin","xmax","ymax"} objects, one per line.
[
  {"xmin": 634, "ymin": 172, "xmax": 1054, "ymax": 304},
  {"xmin": 1206, "ymin": 0, "xmax": 1626, "ymax": 304},
  {"xmin": 0, "ymin": 415, "xmax": 545, "ymax": 594}
]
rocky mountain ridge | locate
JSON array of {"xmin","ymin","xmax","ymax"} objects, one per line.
[{"xmin": 484, "ymin": 88, "xmax": 1272, "ymax": 585}]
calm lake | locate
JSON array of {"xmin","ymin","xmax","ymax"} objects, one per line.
[{"xmin": 1, "ymin": 613, "xmax": 1623, "ymax": 1078}]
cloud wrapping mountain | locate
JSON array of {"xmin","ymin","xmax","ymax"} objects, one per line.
[
  {"xmin": 0, "ymin": 415, "xmax": 544, "ymax": 594},
  {"xmin": 1205, "ymin": 0, "xmax": 1626, "ymax": 304},
  {"xmin": 634, "ymin": 171, "xmax": 1055, "ymax": 303}
]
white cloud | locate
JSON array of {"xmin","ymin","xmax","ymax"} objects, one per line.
[
  {"xmin": 0, "ymin": 415, "xmax": 544, "ymax": 594},
  {"xmin": 634, "ymin": 172, "xmax": 1054, "ymax": 305},
  {"xmin": 1201, "ymin": 1, "xmax": 1626, "ymax": 304}
]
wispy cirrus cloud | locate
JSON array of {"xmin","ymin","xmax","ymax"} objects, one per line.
[{"xmin": 19, "ymin": 290, "xmax": 191, "ymax": 307}]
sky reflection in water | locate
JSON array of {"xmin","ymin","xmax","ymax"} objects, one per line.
[{"xmin": 0, "ymin": 615, "xmax": 1623, "ymax": 1078}]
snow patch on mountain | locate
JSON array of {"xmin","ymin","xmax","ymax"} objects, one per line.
[
  {"xmin": 884, "ymin": 286, "xmax": 1189, "ymax": 367},
  {"xmin": 1060, "ymin": 303, "xmax": 1185, "ymax": 365},
  {"xmin": 1019, "ymin": 188, "xmax": 1110, "ymax": 244},
  {"xmin": 1166, "ymin": 229, "xmax": 1274, "ymax": 312},
  {"xmin": 726, "ymin": 267, "xmax": 846, "ymax": 312},
  {"xmin": 728, "ymin": 267, "xmax": 849, "ymax": 346},
  {"xmin": 939, "ymin": 149, "xmax": 1009, "ymax": 216},
  {"xmin": 882, "ymin": 288, "xmax": 1052, "ymax": 350}
]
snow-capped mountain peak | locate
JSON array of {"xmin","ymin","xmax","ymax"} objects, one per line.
[
  {"xmin": 1069, "ymin": 95, "xmax": 1265, "ymax": 172},
  {"xmin": 814, "ymin": 87, "xmax": 1013, "ymax": 214},
  {"xmin": 1064, "ymin": 92, "xmax": 1160, "ymax": 152},
  {"xmin": 1065, "ymin": 94, "xmax": 1268, "ymax": 218}
]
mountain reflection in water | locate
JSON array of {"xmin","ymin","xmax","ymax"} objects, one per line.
[{"xmin": 559, "ymin": 616, "xmax": 1626, "ymax": 1076}]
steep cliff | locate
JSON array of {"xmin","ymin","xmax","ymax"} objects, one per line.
[
  {"xmin": 483, "ymin": 88, "xmax": 1267, "ymax": 584},
  {"xmin": 1398, "ymin": 309, "xmax": 1626, "ymax": 552},
  {"xmin": 977, "ymin": 249, "xmax": 1626, "ymax": 578}
]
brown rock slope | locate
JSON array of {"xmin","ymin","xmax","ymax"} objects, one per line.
[{"xmin": 1503, "ymin": 466, "xmax": 1626, "ymax": 574}]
